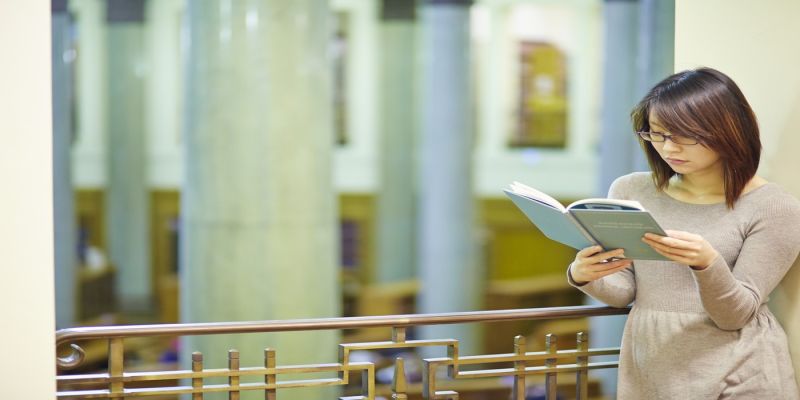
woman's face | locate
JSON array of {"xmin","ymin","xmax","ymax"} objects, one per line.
[{"xmin": 648, "ymin": 114, "xmax": 723, "ymax": 178}]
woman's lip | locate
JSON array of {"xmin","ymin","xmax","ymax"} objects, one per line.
[{"xmin": 665, "ymin": 158, "xmax": 687, "ymax": 165}]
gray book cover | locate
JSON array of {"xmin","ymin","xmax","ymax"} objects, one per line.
[
  {"xmin": 569, "ymin": 209, "xmax": 668, "ymax": 260},
  {"xmin": 505, "ymin": 189, "xmax": 669, "ymax": 261}
]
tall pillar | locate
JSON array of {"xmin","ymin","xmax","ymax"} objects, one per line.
[
  {"xmin": 52, "ymin": 0, "xmax": 78, "ymax": 328},
  {"xmin": 597, "ymin": 0, "xmax": 641, "ymax": 196},
  {"xmin": 417, "ymin": 0, "xmax": 481, "ymax": 354},
  {"xmin": 635, "ymin": 0, "xmax": 674, "ymax": 167},
  {"xmin": 181, "ymin": 2, "xmax": 338, "ymax": 399},
  {"xmin": 105, "ymin": 0, "xmax": 151, "ymax": 314},
  {"xmin": 594, "ymin": 1, "xmax": 640, "ymax": 396},
  {"xmin": 375, "ymin": 0, "xmax": 417, "ymax": 283},
  {"xmin": 595, "ymin": 1, "xmax": 674, "ymax": 397}
]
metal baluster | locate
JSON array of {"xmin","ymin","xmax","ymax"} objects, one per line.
[
  {"xmin": 265, "ymin": 348, "xmax": 276, "ymax": 400},
  {"xmin": 229, "ymin": 349, "xmax": 240, "ymax": 400},
  {"xmin": 512, "ymin": 335, "xmax": 526, "ymax": 400},
  {"xmin": 192, "ymin": 352, "xmax": 203, "ymax": 400},
  {"xmin": 109, "ymin": 338, "xmax": 124, "ymax": 396},
  {"xmin": 392, "ymin": 357, "xmax": 407, "ymax": 400},
  {"xmin": 422, "ymin": 360, "xmax": 436, "ymax": 400},
  {"xmin": 392, "ymin": 327, "xmax": 406, "ymax": 343},
  {"xmin": 545, "ymin": 334, "xmax": 558, "ymax": 400},
  {"xmin": 362, "ymin": 364, "xmax": 375, "ymax": 400},
  {"xmin": 447, "ymin": 342, "xmax": 459, "ymax": 378},
  {"xmin": 576, "ymin": 332, "xmax": 588, "ymax": 400}
]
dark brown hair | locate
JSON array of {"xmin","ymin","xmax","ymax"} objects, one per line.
[{"xmin": 631, "ymin": 67, "xmax": 761, "ymax": 208}]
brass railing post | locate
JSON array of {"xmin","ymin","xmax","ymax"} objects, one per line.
[
  {"xmin": 545, "ymin": 334, "xmax": 558, "ymax": 400},
  {"xmin": 362, "ymin": 363, "xmax": 375, "ymax": 399},
  {"xmin": 392, "ymin": 357, "xmax": 407, "ymax": 400},
  {"xmin": 109, "ymin": 338, "xmax": 124, "ymax": 396},
  {"xmin": 265, "ymin": 348, "xmax": 276, "ymax": 400},
  {"xmin": 228, "ymin": 349, "xmax": 240, "ymax": 400},
  {"xmin": 512, "ymin": 335, "xmax": 526, "ymax": 400},
  {"xmin": 392, "ymin": 327, "xmax": 406, "ymax": 343},
  {"xmin": 576, "ymin": 332, "xmax": 588, "ymax": 400},
  {"xmin": 422, "ymin": 359, "xmax": 436, "ymax": 400},
  {"xmin": 447, "ymin": 342, "xmax": 459, "ymax": 378},
  {"xmin": 192, "ymin": 351, "xmax": 204, "ymax": 400},
  {"xmin": 339, "ymin": 344, "xmax": 349, "ymax": 385}
]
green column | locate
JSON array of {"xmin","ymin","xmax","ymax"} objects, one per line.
[
  {"xmin": 376, "ymin": 0, "xmax": 417, "ymax": 283},
  {"xmin": 417, "ymin": 0, "xmax": 482, "ymax": 355},
  {"xmin": 181, "ymin": 2, "xmax": 339, "ymax": 399},
  {"xmin": 53, "ymin": 0, "xmax": 78, "ymax": 328},
  {"xmin": 105, "ymin": 0, "xmax": 152, "ymax": 313}
]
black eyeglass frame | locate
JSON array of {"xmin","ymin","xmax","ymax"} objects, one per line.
[{"xmin": 635, "ymin": 131, "xmax": 702, "ymax": 145}]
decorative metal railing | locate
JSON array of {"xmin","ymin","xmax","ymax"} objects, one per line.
[{"xmin": 56, "ymin": 305, "xmax": 630, "ymax": 399}]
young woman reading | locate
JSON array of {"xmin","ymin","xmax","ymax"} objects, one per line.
[{"xmin": 568, "ymin": 67, "xmax": 800, "ymax": 399}]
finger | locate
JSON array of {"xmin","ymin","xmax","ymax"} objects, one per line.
[
  {"xmin": 664, "ymin": 230, "xmax": 701, "ymax": 241},
  {"xmin": 643, "ymin": 235, "xmax": 696, "ymax": 252},
  {"xmin": 590, "ymin": 259, "xmax": 631, "ymax": 272},
  {"xmin": 577, "ymin": 245, "xmax": 603, "ymax": 258},
  {"xmin": 589, "ymin": 248, "xmax": 626, "ymax": 263},
  {"xmin": 645, "ymin": 243, "xmax": 696, "ymax": 265},
  {"xmin": 592, "ymin": 262, "xmax": 632, "ymax": 279}
]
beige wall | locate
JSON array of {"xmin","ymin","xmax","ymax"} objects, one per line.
[
  {"xmin": 676, "ymin": 0, "xmax": 800, "ymax": 380},
  {"xmin": 0, "ymin": 1, "xmax": 55, "ymax": 399}
]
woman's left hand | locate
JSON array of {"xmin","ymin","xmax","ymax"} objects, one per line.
[{"xmin": 642, "ymin": 230, "xmax": 719, "ymax": 270}]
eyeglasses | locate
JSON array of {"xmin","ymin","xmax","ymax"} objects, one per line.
[{"xmin": 636, "ymin": 131, "xmax": 701, "ymax": 145}]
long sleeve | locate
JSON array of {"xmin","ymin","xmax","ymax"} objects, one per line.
[
  {"xmin": 568, "ymin": 262, "xmax": 636, "ymax": 307},
  {"xmin": 566, "ymin": 174, "xmax": 639, "ymax": 307},
  {"xmin": 692, "ymin": 203, "xmax": 800, "ymax": 330}
]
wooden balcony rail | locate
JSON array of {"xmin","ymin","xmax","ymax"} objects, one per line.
[{"xmin": 56, "ymin": 304, "xmax": 631, "ymax": 399}]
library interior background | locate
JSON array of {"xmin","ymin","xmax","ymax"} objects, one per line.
[{"xmin": 13, "ymin": 0, "xmax": 800, "ymax": 398}]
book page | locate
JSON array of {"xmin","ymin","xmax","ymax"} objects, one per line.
[
  {"xmin": 508, "ymin": 181, "xmax": 566, "ymax": 212},
  {"xmin": 567, "ymin": 198, "xmax": 645, "ymax": 211},
  {"xmin": 504, "ymin": 189, "xmax": 595, "ymax": 250}
]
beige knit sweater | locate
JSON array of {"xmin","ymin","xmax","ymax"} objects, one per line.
[{"xmin": 569, "ymin": 172, "xmax": 800, "ymax": 399}]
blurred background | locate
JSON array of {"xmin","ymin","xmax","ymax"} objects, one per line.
[{"xmin": 6, "ymin": 0, "xmax": 799, "ymax": 399}]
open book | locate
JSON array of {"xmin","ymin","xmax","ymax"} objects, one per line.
[{"xmin": 504, "ymin": 181, "xmax": 669, "ymax": 261}]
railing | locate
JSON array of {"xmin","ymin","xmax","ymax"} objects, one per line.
[{"xmin": 56, "ymin": 305, "xmax": 631, "ymax": 399}]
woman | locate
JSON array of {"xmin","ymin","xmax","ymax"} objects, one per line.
[{"xmin": 568, "ymin": 67, "xmax": 800, "ymax": 399}]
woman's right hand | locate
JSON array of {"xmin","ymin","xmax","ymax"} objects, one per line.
[{"xmin": 569, "ymin": 246, "xmax": 632, "ymax": 285}]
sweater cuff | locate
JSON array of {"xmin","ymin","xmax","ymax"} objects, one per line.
[
  {"xmin": 691, "ymin": 254, "xmax": 736, "ymax": 294},
  {"xmin": 567, "ymin": 262, "xmax": 590, "ymax": 288}
]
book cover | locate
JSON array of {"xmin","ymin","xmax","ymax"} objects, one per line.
[{"xmin": 505, "ymin": 182, "xmax": 669, "ymax": 261}]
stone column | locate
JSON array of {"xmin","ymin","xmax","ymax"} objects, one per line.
[
  {"xmin": 181, "ymin": 2, "xmax": 338, "ymax": 399},
  {"xmin": 105, "ymin": 0, "xmax": 151, "ymax": 313},
  {"xmin": 635, "ymin": 0, "xmax": 674, "ymax": 167},
  {"xmin": 594, "ymin": 1, "xmax": 674, "ymax": 397},
  {"xmin": 594, "ymin": 1, "xmax": 640, "ymax": 396},
  {"xmin": 417, "ymin": 0, "xmax": 481, "ymax": 354},
  {"xmin": 52, "ymin": 0, "xmax": 78, "ymax": 328},
  {"xmin": 597, "ymin": 0, "xmax": 641, "ymax": 195},
  {"xmin": 375, "ymin": 0, "xmax": 417, "ymax": 283}
]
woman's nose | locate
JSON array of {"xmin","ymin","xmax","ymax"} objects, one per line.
[{"xmin": 661, "ymin": 139, "xmax": 681, "ymax": 151}]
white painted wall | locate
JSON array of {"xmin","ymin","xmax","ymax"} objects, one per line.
[
  {"xmin": 675, "ymin": 0, "xmax": 800, "ymax": 381},
  {"xmin": 0, "ymin": 1, "xmax": 56, "ymax": 398}
]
